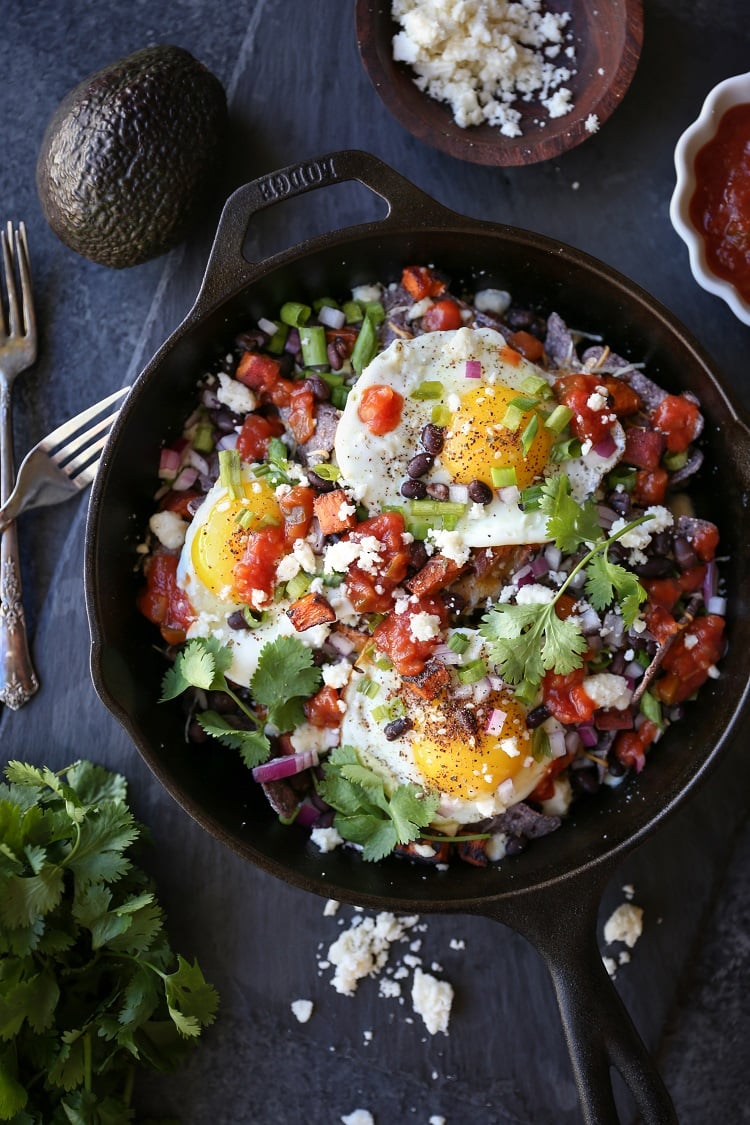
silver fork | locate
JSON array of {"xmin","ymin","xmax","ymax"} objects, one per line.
[
  {"xmin": 0, "ymin": 222, "xmax": 38, "ymax": 710},
  {"xmin": 0, "ymin": 386, "xmax": 130, "ymax": 534}
]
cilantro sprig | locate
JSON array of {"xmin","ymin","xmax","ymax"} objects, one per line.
[
  {"xmin": 317, "ymin": 746, "xmax": 439, "ymax": 862},
  {"xmin": 161, "ymin": 635, "xmax": 322, "ymax": 768},
  {"xmin": 481, "ymin": 476, "xmax": 649, "ymax": 697},
  {"xmin": 0, "ymin": 760, "xmax": 218, "ymax": 1123}
]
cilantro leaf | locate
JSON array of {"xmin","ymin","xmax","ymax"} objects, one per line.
[
  {"xmin": 480, "ymin": 601, "xmax": 587, "ymax": 689},
  {"xmin": 159, "ymin": 956, "xmax": 219, "ymax": 1040},
  {"xmin": 585, "ymin": 549, "xmax": 646, "ymax": 628},
  {"xmin": 197, "ymin": 712, "xmax": 270, "ymax": 768},
  {"xmin": 250, "ymin": 636, "xmax": 322, "ymax": 730},
  {"xmin": 318, "ymin": 746, "xmax": 438, "ymax": 861},
  {"xmin": 540, "ymin": 474, "xmax": 602, "ymax": 553}
]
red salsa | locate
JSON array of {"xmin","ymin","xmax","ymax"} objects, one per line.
[{"xmin": 689, "ymin": 102, "xmax": 750, "ymax": 303}]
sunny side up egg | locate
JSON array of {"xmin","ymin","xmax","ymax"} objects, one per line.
[
  {"xmin": 340, "ymin": 631, "xmax": 552, "ymax": 828},
  {"xmin": 335, "ymin": 327, "xmax": 625, "ymax": 545}
]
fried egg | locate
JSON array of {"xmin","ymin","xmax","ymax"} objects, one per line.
[
  {"xmin": 335, "ymin": 327, "xmax": 623, "ymax": 547},
  {"xmin": 340, "ymin": 631, "xmax": 553, "ymax": 827}
]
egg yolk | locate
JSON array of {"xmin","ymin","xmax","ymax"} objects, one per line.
[
  {"xmin": 440, "ymin": 384, "xmax": 554, "ymax": 490},
  {"xmin": 191, "ymin": 478, "xmax": 281, "ymax": 598},
  {"xmin": 412, "ymin": 689, "xmax": 531, "ymax": 800}
]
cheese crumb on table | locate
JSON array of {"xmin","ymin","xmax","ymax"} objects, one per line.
[
  {"xmin": 341, "ymin": 1112, "xmax": 375, "ymax": 1125},
  {"xmin": 326, "ymin": 911, "xmax": 420, "ymax": 996},
  {"xmin": 290, "ymin": 999, "xmax": 313, "ymax": 1023},
  {"xmin": 604, "ymin": 902, "xmax": 644, "ymax": 948},
  {"xmin": 391, "ymin": 0, "xmax": 576, "ymax": 137},
  {"xmin": 411, "ymin": 966, "xmax": 454, "ymax": 1035}
]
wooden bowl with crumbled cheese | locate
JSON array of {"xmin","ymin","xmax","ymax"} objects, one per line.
[{"xmin": 355, "ymin": 0, "xmax": 643, "ymax": 166}]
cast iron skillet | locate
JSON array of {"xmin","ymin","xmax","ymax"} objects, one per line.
[{"xmin": 85, "ymin": 150, "xmax": 750, "ymax": 1124}]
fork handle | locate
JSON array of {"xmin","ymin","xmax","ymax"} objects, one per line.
[{"xmin": 0, "ymin": 380, "xmax": 38, "ymax": 709}]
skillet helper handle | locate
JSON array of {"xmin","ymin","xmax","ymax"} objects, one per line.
[
  {"xmin": 484, "ymin": 874, "xmax": 677, "ymax": 1125},
  {"xmin": 192, "ymin": 148, "xmax": 459, "ymax": 315}
]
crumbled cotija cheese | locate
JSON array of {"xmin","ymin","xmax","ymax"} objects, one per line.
[
  {"xmin": 411, "ymin": 966, "xmax": 454, "ymax": 1035},
  {"xmin": 290, "ymin": 998, "xmax": 314, "ymax": 1023},
  {"xmin": 391, "ymin": 0, "xmax": 577, "ymax": 137},
  {"xmin": 326, "ymin": 912, "xmax": 421, "ymax": 996},
  {"xmin": 604, "ymin": 902, "xmax": 644, "ymax": 948}
]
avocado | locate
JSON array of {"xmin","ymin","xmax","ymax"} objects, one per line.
[{"xmin": 36, "ymin": 46, "xmax": 228, "ymax": 269}]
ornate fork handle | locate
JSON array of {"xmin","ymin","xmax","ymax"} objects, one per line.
[{"xmin": 0, "ymin": 380, "xmax": 38, "ymax": 708}]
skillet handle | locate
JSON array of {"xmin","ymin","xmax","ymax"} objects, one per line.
[
  {"xmin": 191, "ymin": 149, "xmax": 460, "ymax": 315},
  {"xmin": 480, "ymin": 870, "xmax": 677, "ymax": 1125}
]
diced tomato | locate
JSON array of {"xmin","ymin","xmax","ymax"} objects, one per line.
[
  {"xmin": 651, "ymin": 394, "xmax": 702, "ymax": 453},
  {"xmin": 160, "ymin": 488, "xmax": 201, "ymax": 518},
  {"xmin": 622, "ymin": 427, "xmax": 665, "ymax": 470},
  {"xmin": 233, "ymin": 524, "xmax": 286, "ymax": 604},
  {"xmin": 685, "ymin": 521, "xmax": 720, "ymax": 562},
  {"xmin": 372, "ymin": 596, "xmax": 447, "ymax": 676},
  {"xmin": 633, "ymin": 467, "xmax": 668, "ymax": 506},
  {"xmin": 278, "ymin": 484, "xmax": 315, "ymax": 545},
  {"xmin": 655, "ymin": 614, "xmax": 725, "ymax": 704},
  {"xmin": 554, "ymin": 593, "xmax": 578, "ymax": 620},
  {"xmin": 600, "ymin": 376, "xmax": 642, "ymax": 417},
  {"xmin": 613, "ymin": 720, "xmax": 658, "ymax": 774},
  {"xmin": 401, "ymin": 265, "xmax": 446, "ymax": 301},
  {"xmin": 237, "ymin": 412, "xmax": 285, "ymax": 462},
  {"xmin": 405, "ymin": 553, "xmax": 468, "ymax": 597},
  {"xmin": 304, "ymin": 685, "xmax": 343, "ymax": 728},
  {"xmin": 644, "ymin": 602, "xmax": 680, "ymax": 644},
  {"xmin": 499, "ymin": 344, "xmax": 522, "ymax": 366},
  {"xmin": 508, "ymin": 330, "xmax": 544, "ymax": 362},
  {"xmin": 529, "ymin": 752, "xmax": 575, "ymax": 803},
  {"xmin": 344, "ymin": 511, "xmax": 411, "ymax": 613},
  {"xmin": 643, "ymin": 566, "xmax": 706, "ymax": 613},
  {"xmin": 137, "ymin": 551, "xmax": 195, "ymax": 645},
  {"xmin": 357, "ymin": 384, "xmax": 404, "ymax": 436},
  {"xmin": 422, "ymin": 299, "xmax": 463, "ymax": 332},
  {"xmin": 287, "ymin": 382, "xmax": 316, "ymax": 444},
  {"xmin": 542, "ymin": 668, "xmax": 596, "ymax": 724},
  {"xmin": 236, "ymin": 351, "xmax": 283, "ymax": 394},
  {"xmin": 554, "ymin": 373, "xmax": 613, "ymax": 446}
]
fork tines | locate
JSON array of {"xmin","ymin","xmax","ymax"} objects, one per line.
[
  {"xmin": 42, "ymin": 386, "xmax": 130, "ymax": 479},
  {"xmin": 0, "ymin": 222, "xmax": 34, "ymax": 340}
]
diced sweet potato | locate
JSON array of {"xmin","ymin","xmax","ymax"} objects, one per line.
[
  {"xmin": 402, "ymin": 660, "xmax": 451, "ymax": 700},
  {"xmin": 286, "ymin": 592, "xmax": 336, "ymax": 632},
  {"xmin": 313, "ymin": 488, "xmax": 357, "ymax": 535},
  {"xmin": 405, "ymin": 553, "xmax": 468, "ymax": 597}
]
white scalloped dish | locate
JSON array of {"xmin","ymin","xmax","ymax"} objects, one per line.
[{"xmin": 670, "ymin": 71, "xmax": 750, "ymax": 326}]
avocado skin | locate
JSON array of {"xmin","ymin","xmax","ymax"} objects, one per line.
[{"xmin": 36, "ymin": 45, "xmax": 228, "ymax": 269}]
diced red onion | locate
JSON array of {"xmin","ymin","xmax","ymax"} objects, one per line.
[
  {"xmin": 464, "ymin": 359, "xmax": 482, "ymax": 379},
  {"xmin": 186, "ymin": 495, "xmax": 204, "ymax": 516},
  {"xmin": 579, "ymin": 607, "xmax": 602, "ymax": 634},
  {"xmin": 586, "ymin": 634, "xmax": 603, "ymax": 654},
  {"xmin": 473, "ymin": 677, "xmax": 492, "ymax": 704},
  {"xmin": 453, "ymin": 683, "xmax": 475, "ymax": 700},
  {"xmin": 565, "ymin": 730, "xmax": 582, "ymax": 754},
  {"xmin": 602, "ymin": 611, "xmax": 624, "ymax": 645},
  {"xmin": 625, "ymin": 660, "xmax": 645, "ymax": 680},
  {"xmin": 216, "ymin": 432, "xmax": 239, "ymax": 451},
  {"xmin": 258, "ymin": 316, "xmax": 278, "ymax": 337},
  {"xmin": 202, "ymin": 387, "xmax": 220, "ymax": 409},
  {"xmin": 448, "ymin": 483, "xmax": 469, "ymax": 503},
  {"xmin": 252, "ymin": 749, "xmax": 319, "ymax": 783},
  {"xmin": 185, "ymin": 448, "xmax": 211, "ymax": 476},
  {"xmin": 548, "ymin": 729, "xmax": 567, "ymax": 758},
  {"xmin": 432, "ymin": 644, "xmax": 463, "ymax": 665},
  {"xmin": 328, "ymin": 632, "xmax": 355, "ymax": 656},
  {"xmin": 487, "ymin": 675, "xmax": 503, "ymax": 691},
  {"xmin": 485, "ymin": 708, "xmax": 507, "ymax": 735},
  {"xmin": 158, "ymin": 447, "xmax": 182, "ymax": 479},
  {"xmin": 498, "ymin": 485, "xmax": 520, "ymax": 506},
  {"xmin": 530, "ymin": 555, "xmax": 549, "ymax": 578},
  {"xmin": 172, "ymin": 466, "xmax": 199, "ymax": 491},
  {"xmin": 667, "ymin": 705, "xmax": 684, "ymax": 722},
  {"xmin": 544, "ymin": 544, "xmax": 562, "ymax": 571},
  {"xmin": 707, "ymin": 595, "xmax": 727, "ymax": 616},
  {"xmin": 593, "ymin": 432, "xmax": 617, "ymax": 459},
  {"xmin": 597, "ymin": 504, "xmax": 618, "ymax": 530},
  {"xmin": 285, "ymin": 328, "xmax": 301, "ymax": 354},
  {"xmin": 568, "ymin": 570, "xmax": 586, "ymax": 590},
  {"xmin": 513, "ymin": 563, "xmax": 533, "ymax": 587},
  {"xmin": 319, "ymin": 305, "xmax": 346, "ymax": 330},
  {"xmin": 577, "ymin": 723, "xmax": 598, "ymax": 747},
  {"xmin": 703, "ymin": 561, "xmax": 718, "ymax": 603},
  {"xmin": 295, "ymin": 802, "xmax": 320, "ymax": 828}
]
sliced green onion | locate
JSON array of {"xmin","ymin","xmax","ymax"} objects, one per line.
[
  {"xmin": 521, "ymin": 412, "xmax": 539, "ymax": 457},
  {"xmin": 357, "ymin": 676, "xmax": 380, "ymax": 699},
  {"xmin": 314, "ymin": 297, "xmax": 339, "ymax": 311},
  {"xmin": 299, "ymin": 324, "xmax": 328, "ymax": 367},
  {"xmin": 268, "ymin": 437, "xmax": 288, "ymax": 468},
  {"xmin": 635, "ymin": 649, "xmax": 651, "ymax": 669},
  {"xmin": 532, "ymin": 727, "xmax": 551, "ymax": 762},
  {"xmin": 520, "ymin": 484, "xmax": 543, "ymax": 510},
  {"xmin": 372, "ymin": 698, "xmax": 405, "ymax": 724},
  {"xmin": 219, "ymin": 449, "xmax": 243, "ymax": 500},
  {"xmin": 491, "ymin": 465, "xmax": 518, "ymax": 488},
  {"xmin": 286, "ymin": 571, "xmax": 312, "ymax": 600},
  {"xmin": 457, "ymin": 659, "xmax": 488, "ymax": 685},
  {"xmin": 514, "ymin": 679, "xmax": 539, "ymax": 706},
  {"xmin": 447, "ymin": 632, "xmax": 470, "ymax": 654},
  {"xmin": 550, "ymin": 437, "xmax": 583, "ymax": 463},
  {"xmin": 544, "ymin": 404, "xmax": 574, "ymax": 434},
  {"xmin": 234, "ymin": 509, "xmax": 255, "ymax": 529},
  {"xmin": 321, "ymin": 572, "xmax": 344, "ymax": 587},
  {"xmin": 640, "ymin": 690, "xmax": 664, "ymax": 729},
  {"xmin": 408, "ymin": 500, "xmax": 467, "ymax": 518},
  {"xmin": 500, "ymin": 403, "xmax": 524, "ymax": 431},
  {"xmin": 363, "ymin": 300, "xmax": 385, "ymax": 325},
  {"xmin": 330, "ymin": 385, "xmax": 350, "ymax": 409},
  {"xmin": 520, "ymin": 374, "xmax": 552, "ymax": 398},
  {"xmin": 663, "ymin": 449, "xmax": 688, "ymax": 471},
  {"xmin": 256, "ymin": 513, "xmax": 280, "ymax": 528},
  {"xmin": 266, "ymin": 320, "xmax": 289, "ymax": 354},
  {"xmin": 350, "ymin": 312, "xmax": 378, "ymax": 375},
  {"xmin": 278, "ymin": 807, "xmax": 301, "ymax": 826},
  {"xmin": 607, "ymin": 466, "xmax": 637, "ymax": 492},
  {"xmin": 242, "ymin": 606, "xmax": 266, "ymax": 629},
  {"xmin": 343, "ymin": 299, "xmax": 363, "ymax": 323},
  {"xmin": 374, "ymin": 654, "xmax": 393, "ymax": 671},
  {"xmin": 311, "ymin": 369, "xmax": 345, "ymax": 388},
  {"xmin": 431, "ymin": 403, "xmax": 452, "ymax": 427},
  {"xmin": 192, "ymin": 421, "xmax": 214, "ymax": 453},
  {"xmin": 410, "ymin": 380, "xmax": 444, "ymax": 401},
  {"xmin": 280, "ymin": 301, "xmax": 311, "ymax": 327},
  {"xmin": 509, "ymin": 395, "xmax": 540, "ymax": 412},
  {"xmin": 311, "ymin": 462, "xmax": 341, "ymax": 481}
]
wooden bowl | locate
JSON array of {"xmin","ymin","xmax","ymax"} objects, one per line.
[{"xmin": 355, "ymin": 0, "xmax": 644, "ymax": 166}]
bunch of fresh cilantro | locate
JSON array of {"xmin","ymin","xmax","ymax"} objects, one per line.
[
  {"xmin": 0, "ymin": 760, "xmax": 218, "ymax": 1124},
  {"xmin": 481, "ymin": 474, "xmax": 648, "ymax": 698}
]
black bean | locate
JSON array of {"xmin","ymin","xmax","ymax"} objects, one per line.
[
  {"xmin": 456, "ymin": 708, "xmax": 478, "ymax": 735},
  {"xmin": 441, "ymin": 590, "xmax": 466, "ymax": 615},
  {"xmin": 401, "ymin": 478, "xmax": 427, "ymax": 499},
  {"xmin": 306, "ymin": 468, "xmax": 337, "ymax": 493},
  {"xmin": 409, "ymin": 540, "xmax": 429, "ymax": 570},
  {"xmin": 673, "ymin": 536, "xmax": 698, "ymax": 571},
  {"xmin": 211, "ymin": 407, "xmax": 240, "ymax": 433},
  {"xmin": 606, "ymin": 752, "xmax": 628, "ymax": 778},
  {"xmin": 607, "ymin": 490, "xmax": 632, "ymax": 518},
  {"xmin": 526, "ymin": 704, "xmax": 551, "ymax": 729},
  {"xmin": 188, "ymin": 719, "xmax": 210, "ymax": 743},
  {"xmin": 421, "ymin": 423, "xmax": 445, "ymax": 454},
  {"xmin": 276, "ymin": 352, "xmax": 295, "ymax": 378},
  {"xmin": 633, "ymin": 557, "xmax": 675, "ymax": 578},
  {"xmin": 227, "ymin": 610, "xmax": 250, "ymax": 631},
  {"xmin": 207, "ymin": 691, "xmax": 237, "ymax": 714},
  {"xmin": 651, "ymin": 531, "xmax": 672, "ymax": 557},
  {"xmin": 468, "ymin": 479, "xmax": 493, "ymax": 504},
  {"xmin": 407, "ymin": 452, "xmax": 434, "ymax": 478},
  {"xmin": 426, "ymin": 482, "xmax": 450, "ymax": 501},
  {"xmin": 385, "ymin": 716, "xmax": 413, "ymax": 741},
  {"xmin": 235, "ymin": 330, "xmax": 267, "ymax": 351},
  {"xmin": 305, "ymin": 374, "xmax": 331, "ymax": 402},
  {"xmin": 504, "ymin": 834, "xmax": 528, "ymax": 856},
  {"xmin": 327, "ymin": 342, "xmax": 344, "ymax": 371},
  {"xmin": 570, "ymin": 766, "xmax": 601, "ymax": 796}
]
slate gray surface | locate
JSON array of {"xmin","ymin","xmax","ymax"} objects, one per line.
[{"xmin": 1, "ymin": 2, "xmax": 749, "ymax": 1123}]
